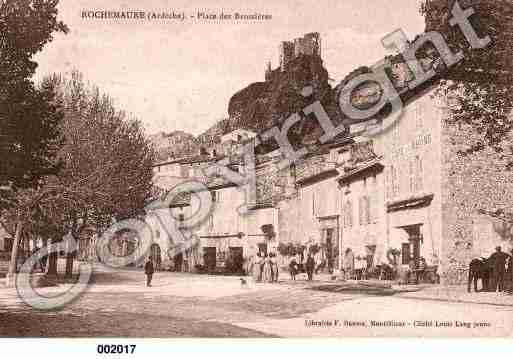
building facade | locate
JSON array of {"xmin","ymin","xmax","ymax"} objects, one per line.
[{"xmin": 149, "ymin": 92, "xmax": 513, "ymax": 283}]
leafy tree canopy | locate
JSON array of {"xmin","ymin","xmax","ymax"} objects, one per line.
[
  {"xmin": 0, "ymin": 0, "xmax": 68, "ymax": 193},
  {"xmin": 421, "ymin": 0, "xmax": 513, "ymax": 153}
]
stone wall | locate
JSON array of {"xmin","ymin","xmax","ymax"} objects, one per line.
[{"xmin": 441, "ymin": 118, "xmax": 513, "ymax": 282}]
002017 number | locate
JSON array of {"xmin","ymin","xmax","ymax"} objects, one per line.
[{"xmin": 97, "ymin": 344, "xmax": 136, "ymax": 354}]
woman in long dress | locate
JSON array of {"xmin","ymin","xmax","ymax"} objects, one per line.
[
  {"xmin": 263, "ymin": 255, "xmax": 272, "ymax": 282},
  {"xmin": 252, "ymin": 253, "xmax": 262, "ymax": 282},
  {"xmin": 270, "ymin": 253, "xmax": 279, "ymax": 282}
]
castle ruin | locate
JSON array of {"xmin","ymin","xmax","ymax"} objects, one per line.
[{"xmin": 265, "ymin": 32, "xmax": 322, "ymax": 80}]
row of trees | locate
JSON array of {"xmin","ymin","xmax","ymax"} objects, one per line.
[{"xmin": 0, "ymin": 1, "xmax": 156, "ymax": 283}]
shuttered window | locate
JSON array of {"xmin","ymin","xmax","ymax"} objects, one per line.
[
  {"xmin": 415, "ymin": 156, "xmax": 423, "ymax": 192},
  {"xmin": 402, "ymin": 243, "xmax": 411, "ymax": 265}
]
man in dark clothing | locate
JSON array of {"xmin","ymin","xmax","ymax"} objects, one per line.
[
  {"xmin": 40, "ymin": 253, "xmax": 48, "ymax": 273},
  {"xmin": 306, "ymin": 254, "xmax": 315, "ymax": 281},
  {"xmin": 506, "ymin": 249, "xmax": 513, "ymax": 293},
  {"xmin": 489, "ymin": 246, "xmax": 509, "ymax": 292},
  {"xmin": 144, "ymin": 256, "xmax": 155, "ymax": 287},
  {"xmin": 289, "ymin": 258, "xmax": 298, "ymax": 280}
]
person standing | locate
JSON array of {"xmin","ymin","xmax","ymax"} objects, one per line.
[
  {"xmin": 306, "ymin": 254, "xmax": 315, "ymax": 281},
  {"xmin": 489, "ymin": 246, "xmax": 508, "ymax": 292},
  {"xmin": 416, "ymin": 257, "xmax": 427, "ymax": 284},
  {"xmin": 270, "ymin": 253, "xmax": 279, "ymax": 282},
  {"xmin": 262, "ymin": 254, "xmax": 272, "ymax": 282},
  {"xmin": 268, "ymin": 253, "xmax": 274, "ymax": 281},
  {"xmin": 343, "ymin": 248, "xmax": 355, "ymax": 280},
  {"xmin": 144, "ymin": 256, "xmax": 155, "ymax": 287},
  {"xmin": 289, "ymin": 257, "xmax": 298, "ymax": 280},
  {"xmin": 507, "ymin": 249, "xmax": 513, "ymax": 293},
  {"xmin": 252, "ymin": 253, "xmax": 263, "ymax": 282},
  {"xmin": 40, "ymin": 252, "xmax": 48, "ymax": 273}
]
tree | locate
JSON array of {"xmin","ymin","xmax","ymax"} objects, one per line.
[
  {"xmin": 0, "ymin": 181, "xmax": 100, "ymax": 282},
  {"xmin": 0, "ymin": 0, "xmax": 68, "ymax": 192},
  {"xmin": 421, "ymin": 0, "xmax": 513, "ymax": 158},
  {"xmin": 0, "ymin": 0, "xmax": 67, "ymax": 284},
  {"xmin": 50, "ymin": 72, "xmax": 156, "ymax": 277},
  {"xmin": 1, "ymin": 72, "xmax": 156, "ymax": 280}
]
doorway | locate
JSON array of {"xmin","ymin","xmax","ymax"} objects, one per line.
[
  {"xmin": 228, "ymin": 246, "xmax": 244, "ymax": 274},
  {"xmin": 174, "ymin": 252, "xmax": 183, "ymax": 272},
  {"xmin": 400, "ymin": 224, "xmax": 423, "ymax": 265},
  {"xmin": 203, "ymin": 247, "xmax": 216, "ymax": 273},
  {"xmin": 323, "ymin": 228, "xmax": 335, "ymax": 271}
]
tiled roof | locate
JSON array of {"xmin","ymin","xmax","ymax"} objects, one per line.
[{"xmin": 337, "ymin": 157, "xmax": 384, "ymax": 185}]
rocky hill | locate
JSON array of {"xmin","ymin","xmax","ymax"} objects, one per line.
[
  {"xmin": 227, "ymin": 54, "xmax": 342, "ymax": 146},
  {"xmin": 151, "ymin": 54, "xmax": 344, "ymax": 161},
  {"xmin": 149, "ymin": 131, "xmax": 199, "ymax": 162}
]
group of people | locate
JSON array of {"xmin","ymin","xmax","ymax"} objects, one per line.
[
  {"xmin": 28, "ymin": 247, "xmax": 48, "ymax": 273},
  {"xmin": 342, "ymin": 248, "xmax": 369, "ymax": 280},
  {"xmin": 288, "ymin": 254, "xmax": 316, "ymax": 281},
  {"xmin": 249, "ymin": 252, "xmax": 279, "ymax": 283},
  {"xmin": 478, "ymin": 246, "xmax": 513, "ymax": 293}
]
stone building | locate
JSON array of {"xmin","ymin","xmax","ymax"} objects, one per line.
[
  {"xmin": 0, "ymin": 224, "xmax": 11, "ymax": 256},
  {"xmin": 152, "ymin": 87, "xmax": 513, "ymax": 283},
  {"xmin": 336, "ymin": 88, "xmax": 443, "ymax": 277},
  {"xmin": 150, "ymin": 56, "xmax": 512, "ymax": 282},
  {"xmin": 335, "ymin": 84, "xmax": 513, "ymax": 283},
  {"xmin": 278, "ymin": 32, "xmax": 321, "ymax": 72},
  {"xmin": 150, "ymin": 133, "xmax": 282, "ymax": 273}
]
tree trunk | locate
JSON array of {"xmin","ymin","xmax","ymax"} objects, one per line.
[
  {"xmin": 5, "ymin": 220, "xmax": 23, "ymax": 286},
  {"xmin": 65, "ymin": 251, "xmax": 75, "ymax": 279},
  {"xmin": 47, "ymin": 249, "xmax": 58, "ymax": 277}
]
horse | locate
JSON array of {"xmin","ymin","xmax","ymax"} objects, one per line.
[{"xmin": 468, "ymin": 257, "xmax": 492, "ymax": 293}]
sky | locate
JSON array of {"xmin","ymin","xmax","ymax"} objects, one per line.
[{"xmin": 34, "ymin": 0, "xmax": 426, "ymax": 136}]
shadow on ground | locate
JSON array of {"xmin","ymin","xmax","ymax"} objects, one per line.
[
  {"xmin": 309, "ymin": 282, "xmax": 424, "ymax": 296},
  {"xmin": 0, "ymin": 309, "xmax": 275, "ymax": 337}
]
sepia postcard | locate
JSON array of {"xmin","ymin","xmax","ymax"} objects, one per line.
[{"xmin": 1, "ymin": 0, "xmax": 513, "ymax": 344}]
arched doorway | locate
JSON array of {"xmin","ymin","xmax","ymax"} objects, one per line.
[{"xmin": 150, "ymin": 243, "xmax": 162, "ymax": 271}]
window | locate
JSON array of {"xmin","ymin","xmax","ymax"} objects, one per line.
[
  {"xmin": 290, "ymin": 163, "xmax": 297, "ymax": 178},
  {"xmin": 385, "ymin": 168, "xmax": 391, "ymax": 200},
  {"xmin": 370, "ymin": 176, "xmax": 378, "ymax": 222},
  {"xmin": 415, "ymin": 103, "xmax": 423, "ymax": 129},
  {"xmin": 312, "ymin": 190, "xmax": 316, "ymax": 216},
  {"xmin": 329, "ymin": 150, "xmax": 338, "ymax": 164},
  {"xmin": 344, "ymin": 200, "xmax": 353, "ymax": 228},
  {"xmin": 389, "ymin": 165, "xmax": 399, "ymax": 199},
  {"xmin": 409, "ymin": 158, "xmax": 415, "ymax": 193},
  {"xmin": 362, "ymin": 196, "xmax": 371, "ymax": 225},
  {"xmin": 365, "ymin": 196, "xmax": 370, "ymax": 224},
  {"xmin": 415, "ymin": 156, "xmax": 424, "ymax": 192},
  {"xmin": 359, "ymin": 196, "xmax": 371, "ymax": 226},
  {"xmin": 358, "ymin": 197, "xmax": 363, "ymax": 225},
  {"xmin": 393, "ymin": 123, "xmax": 400, "ymax": 146},
  {"xmin": 402, "ymin": 243, "xmax": 411, "ymax": 265},
  {"xmin": 208, "ymin": 213, "xmax": 214, "ymax": 231},
  {"xmin": 407, "ymin": 155, "xmax": 424, "ymax": 194},
  {"xmin": 211, "ymin": 191, "xmax": 220, "ymax": 202},
  {"xmin": 180, "ymin": 165, "xmax": 190, "ymax": 178}
]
